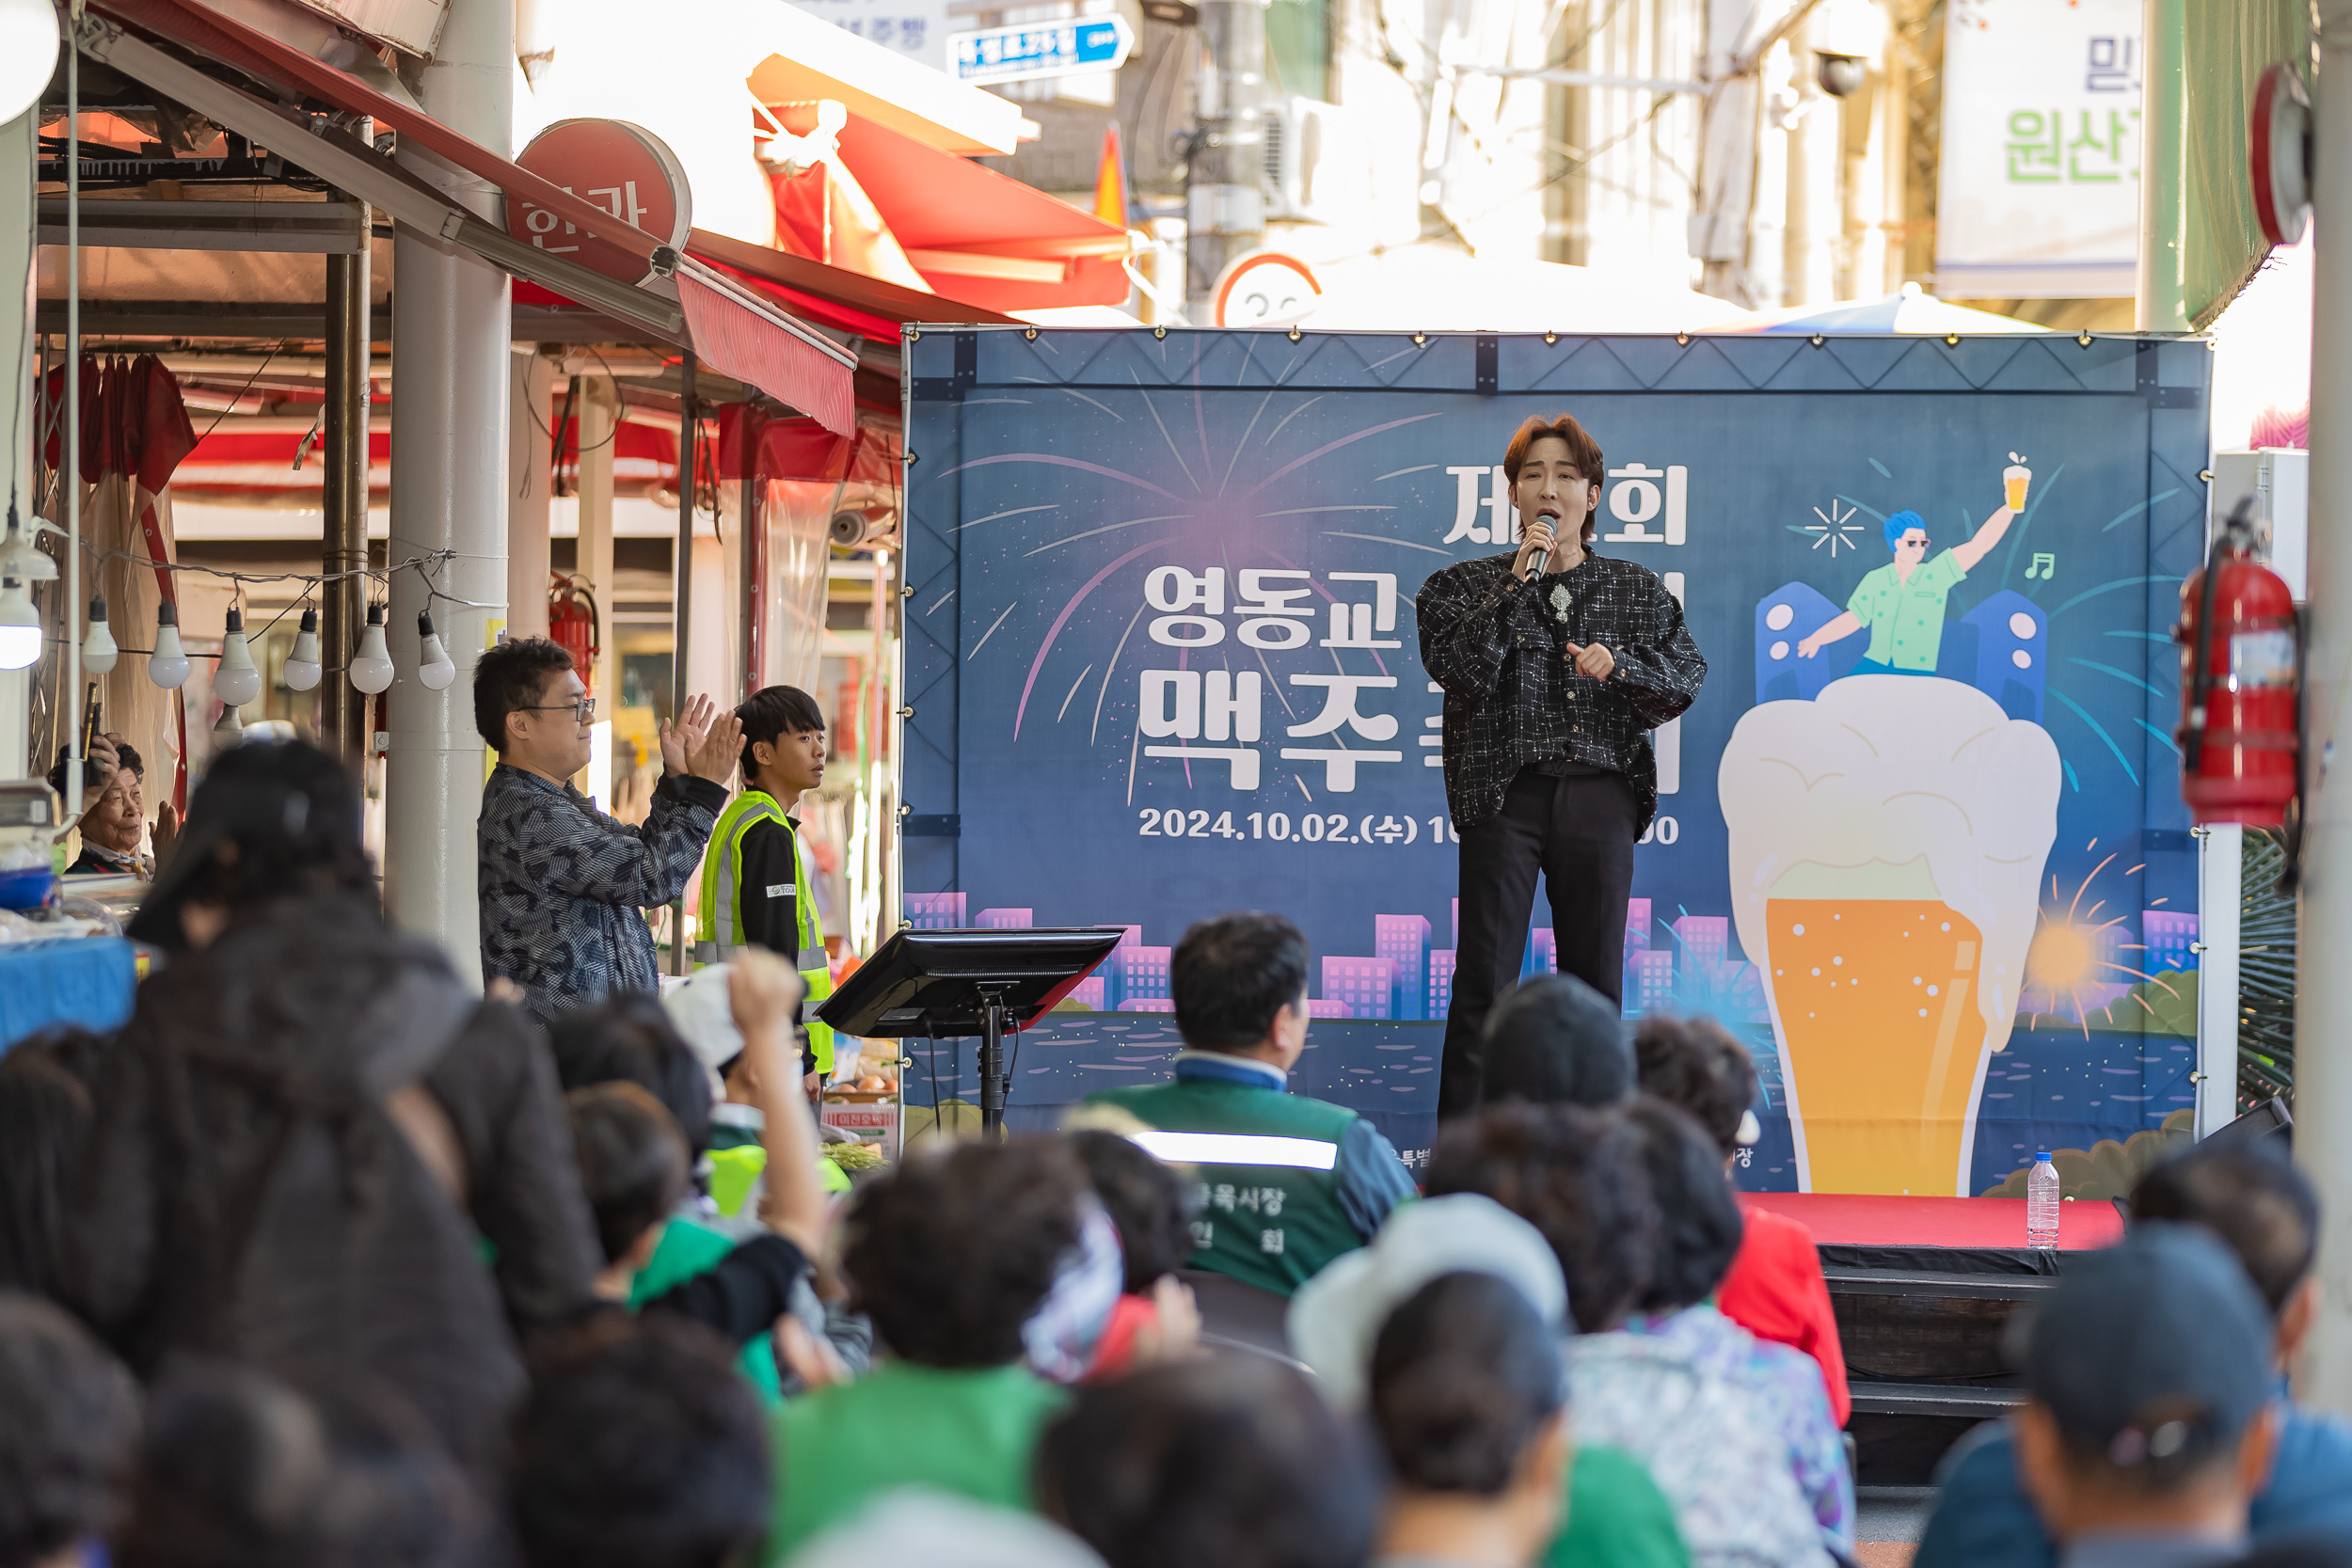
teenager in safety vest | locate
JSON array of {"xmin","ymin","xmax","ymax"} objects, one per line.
[
  {"xmin": 1082, "ymin": 911, "xmax": 1418, "ymax": 1295},
  {"xmin": 696, "ymin": 685, "xmax": 834, "ymax": 1092}
]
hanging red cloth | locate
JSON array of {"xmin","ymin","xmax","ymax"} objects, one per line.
[{"xmin": 36, "ymin": 353, "xmax": 199, "ymax": 810}]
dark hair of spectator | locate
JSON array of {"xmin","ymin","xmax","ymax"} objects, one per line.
[
  {"xmin": 301, "ymin": 1375, "xmax": 480, "ymax": 1568},
  {"xmin": 841, "ymin": 1138, "xmax": 1086, "ymax": 1367},
  {"xmin": 510, "ymin": 1317, "xmax": 768, "ymax": 1568},
  {"xmin": 736, "ymin": 686, "xmax": 825, "ymax": 776},
  {"xmin": 1170, "ymin": 912, "xmax": 1311, "ymax": 1053},
  {"xmin": 1068, "ymin": 1130, "xmax": 1197, "ymax": 1293},
  {"xmin": 119, "ymin": 1362, "xmax": 473, "ymax": 1568},
  {"xmin": 472, "ymin": 637, "xmax": 575, "ymax": 753},
  {"xmin": 2131, "ymin": 1144, "xmax": 2320, "ymax": 1317},
  {"xmin": 0, "ymin": 1049, "xmax": 94, "ymax": 1298},
  {"xmin": 1623, "ymin": 1098, "xmax": 1746, "ymax": 1311},
  {"xmin": 1425, "ymin": 1101, "xmax": 1659, "ymax": 1333},
  {"xmin": 1633, "ymin": 1014, "xmax": 1758, "ymax": 1159},
  {"xmin": 565, "ymin": 1084, "xmax": 691, "ymax": 1264},
  {"xmin": 48, "ymin": 739, "xmax": 143, "ymax": 797},
  {"xmin": 1371, "ymin": 1272, "xmax": 1564, "ymax": 1496},
  {"xmin": 1502, "ymin": 415, "xmax": 1605, "ymax": 542},
  {"xmin": 2233, "ymin": 1542, "xmax": 2352, "ymax": 1568},
  {"xmin": 550, "ymin": 996, "xmax": 714, "ymax": 1158},
  {"xmin": 0, "ymin": 1291, "xmax": 141, "ymax": 1568},
  {"xmin": 1036, "ymin": 1356, "xmax": 1379, "ymax": 1568},
  {"xmin": 117, "ymin": 1362, "xmax": 328, "ymax": 1568},
  {"xmin": 127, "ymin": 741, "xmax": 373, "ymax": 951}
]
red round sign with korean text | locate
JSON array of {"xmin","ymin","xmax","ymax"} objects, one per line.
[{"xmin": 511, "ymin": 119, "xmax": 693, "ymax": 286}]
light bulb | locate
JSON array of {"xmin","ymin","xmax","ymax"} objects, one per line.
[
  {"xmin": 211, "ymin": 702, "xmax": 244, "ymax": 745},
  {"xmin": 0, "ymin": 504, "xmax": 57, "ymax": 584},
  {"xmin": 350, "ymin": 603, "xmax": 394, "ymax": 695},
  {"xmin": 417, "ymin": 610, "xmax": 456, "ymax": 691},
  {"xmin": 0, "ymin": 578, "xmax": 39, "ymax": 671},
  {"xmin": 83, "ymin": 596, "xmax": 118, "ymax": 674},
  {"xmin": 150, "ymin": 603, "xmax": 190, "ymax": 689},
  {"xmin": 215, "ymin": 606, "xmax": 262, "ymax": 708},
  {"xmin": 0, "ymin": 0, "xmax": 62, "ymax": 126},
  {"xmin": 283, "ymin": 608, "xmax": 322, "ymax": 691}
]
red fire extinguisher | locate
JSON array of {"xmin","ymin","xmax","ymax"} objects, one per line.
[
  {"xmin": 548, "ymin": 574, "xmax": 600, "ymax": 694},
  {"xmin": 2176, "ymin": 499, "xmax": 2300, "ymax": 830}
]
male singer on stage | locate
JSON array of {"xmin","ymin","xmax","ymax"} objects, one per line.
[{"xmin": 1418, "ymin": 414, "xmax": 1708, "ymax": 1117}]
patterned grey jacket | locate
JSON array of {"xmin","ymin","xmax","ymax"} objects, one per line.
[
  {"xmin": 477, "ymin": 763, "xmax": 727, "ymax": 1022},
  {"xmin": 1418, "ymin": 548, "xmax": 1706, "ymax": 836}
]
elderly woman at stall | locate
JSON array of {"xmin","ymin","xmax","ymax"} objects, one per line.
[{"xmin": 46, "ymin": 735, "xmax": 169, "ymax": 878}]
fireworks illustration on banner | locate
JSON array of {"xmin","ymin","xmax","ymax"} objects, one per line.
[
  {"xmin": 1804, "ymin": 496, "xmax": 1867, "ymax": 554},
  {"xmin": 940, "ymin": 350, "xmax": 1447, "ymax": 814},
  {"xmin": 2021, "ymin": 842, "xmax": 2186, "ymax": 1038}
]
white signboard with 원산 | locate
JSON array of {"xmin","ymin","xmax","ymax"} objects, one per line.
[{"xmin": 1935, "ymin": 0, "xmax": 2142, "ymax": 298}]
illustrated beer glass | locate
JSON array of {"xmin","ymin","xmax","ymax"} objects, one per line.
[
  {"xmin": 1722, "ymin": 678, "xmax": 2060, "ymax": 1195},
  {"xmin": 2005, "ymin": 458, "xmax": 2032, "ymax": 512}
]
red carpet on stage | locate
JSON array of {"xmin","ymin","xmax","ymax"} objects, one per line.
[{"xmin": 1740, "ymin": 1191, "xmax": 2125, "ymax": 1254}]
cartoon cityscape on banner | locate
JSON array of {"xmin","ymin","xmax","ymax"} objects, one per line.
[{"xmin": 902, "ymin": 893, "xmax": 2201, "ymax": 1026}]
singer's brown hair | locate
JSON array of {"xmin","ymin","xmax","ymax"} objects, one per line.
[{"xmin": 1502, "ymin": 415, "xmax": 1605, "ymax": 542}]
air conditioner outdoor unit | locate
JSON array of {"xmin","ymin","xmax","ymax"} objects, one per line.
[{"xmin": 1263, "ymin": 95, "xmax": 1354, "ymax": 222}]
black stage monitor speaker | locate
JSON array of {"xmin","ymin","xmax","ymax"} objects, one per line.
[{"xmin": 815, "ymin": 926, "xmax": 1127, "ymax": 1132}]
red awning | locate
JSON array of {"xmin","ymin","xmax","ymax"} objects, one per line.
[
  {"xmin": 686, "ymin": 231, "xmax": 1019, "ymax": 333},
  {"xmin": 73, "ymin": 0, "xmax": 857, "ymax": 434},
  {"xmin": 824, "ymin": 115, "xmax": 1134, "ymax": 313}
]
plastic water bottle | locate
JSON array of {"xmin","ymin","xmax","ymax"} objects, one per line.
[{"xmin": 2026, "ymin": 1153, "xmax": 2061, "ymax": 1250}]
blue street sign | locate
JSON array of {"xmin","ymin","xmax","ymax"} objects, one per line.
[{"xmin": 949, "ymin": 15, "xmax": 1136, "ymax": 85}]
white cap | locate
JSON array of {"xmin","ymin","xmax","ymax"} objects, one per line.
[
  {"xmin": 791, "ymin": 1492, "xmax": 1106, "ymax": 1568},
  {"xmin": 1285, "ymin": 1193, "xmax": 1568, "ymax": 1410}
]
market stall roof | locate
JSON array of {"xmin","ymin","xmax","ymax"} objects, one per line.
[
  {"xmin": 72, "ymin": 0, "xmax": 858, "ymax": 434},
  {"xmin": 686, "ymin": 230, "xmax": 1020, "ymax": 336}
]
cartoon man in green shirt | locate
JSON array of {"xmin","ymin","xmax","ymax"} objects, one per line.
[{"xmin": 1797, "ymin": 501, "xmax": 2016, "ymax": 674}]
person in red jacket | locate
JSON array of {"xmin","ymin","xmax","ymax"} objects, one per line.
[{"xmin": 1633, "ymin": 1014, "xmax": 1850, "ymax": 1427}]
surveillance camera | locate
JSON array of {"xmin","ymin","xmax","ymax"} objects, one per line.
[{"xmin": 1816, "ymin": 52, "xmax": 1867, "ymax": 98}]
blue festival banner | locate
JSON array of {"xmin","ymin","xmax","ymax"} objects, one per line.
[{"xmin": 901, "ymin": 329, "xmax": 2211, "ymax": 1193}]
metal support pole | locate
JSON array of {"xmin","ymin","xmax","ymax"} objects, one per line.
[
  {"xmin": 2134, "ymin": 0, "xmax": 2188, "ymax": 332},
  {"xmin": 322, "ymin": 190, "xmax": 371, "ymax": 768},
  {"xmin": 385, "ymin": 0, "xmax": 510, "ymax": 971},
  {"xmin": 2195, "ymin": 823, "xmax": 2241, "ymax": 1136},
  {"xmin": 1184, "ymin": 0, "xmax": 1267, "ymax": 316},
  {"xmin": 2296, "ymin": 0, "xmax": 2352, "ymax": 1414},
  {"xmin": 670, "ymin": 350, "xmax": 696, "ymax": 976},
  {"xmin": 0, "ymin": 113, "xmax": 35, "ymax": 780},
  {"xmin": 740, "ymin": 404, "xmax": 764, "ymax": 696},
  {"xmin": 977, "ymin": 989, "xmax": 1008, "ymax": 1135},
  {"xmin": 64, "ymin": 38, "xmax": 80, "ymax": 824}
]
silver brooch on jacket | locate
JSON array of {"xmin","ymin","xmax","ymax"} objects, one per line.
[{"xmin": 1549, "ymin": 585, "xmax": 1572, "ymax": 621}]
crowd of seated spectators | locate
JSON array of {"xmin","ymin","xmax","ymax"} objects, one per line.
[{"xmin": 2, "ymin": 738, "xmax": 2346, "ymax": 1568}]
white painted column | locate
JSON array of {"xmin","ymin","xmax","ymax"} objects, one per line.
[
  {"xmin": 1749, "ymin": 41, "xmax": 1791, "ymax": 309},
  {"xmin": 572, "ymin": 374, "xmax": 617, "ymax": 709},
  {"xmin": 0, "ymin": 112, "xmax": 31, "ymax": 779},
  {"xmin": 2294, "ymin": 0, "xmax": 2352, "ymax": 1414},
  {"xmin": 505, "ymin": 346, "xmax": 553, "ymax": 642},
  {"xmin": 383, "ymin": 0, "xmax": 513, "ymax": 976},
  {"xmin": 571, "ymin": 373, "xmax": 616, "ymax": 811}
]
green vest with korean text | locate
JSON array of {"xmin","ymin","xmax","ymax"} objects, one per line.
[
  {"xmin": 695, "ymin": 790, "xmax": 834, "ymax": 1074},
  {"xmin": 1082, "ymin": 1075, "xmax": 1365, "ymax": 1295}
]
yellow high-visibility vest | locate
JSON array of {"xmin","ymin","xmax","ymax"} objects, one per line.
[{"xmin": 695, "ymin": 789, "xmax": 834, "ymax": 1073}]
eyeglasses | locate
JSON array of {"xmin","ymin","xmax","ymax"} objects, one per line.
[{"xmin": 522, "ymin": 698, "xmax": 597, "ymax": 723}]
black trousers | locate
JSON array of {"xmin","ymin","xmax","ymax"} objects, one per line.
[{"xmin": 1439, "ymin": 766, "xmax": 1638, "ymax": 1117}]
